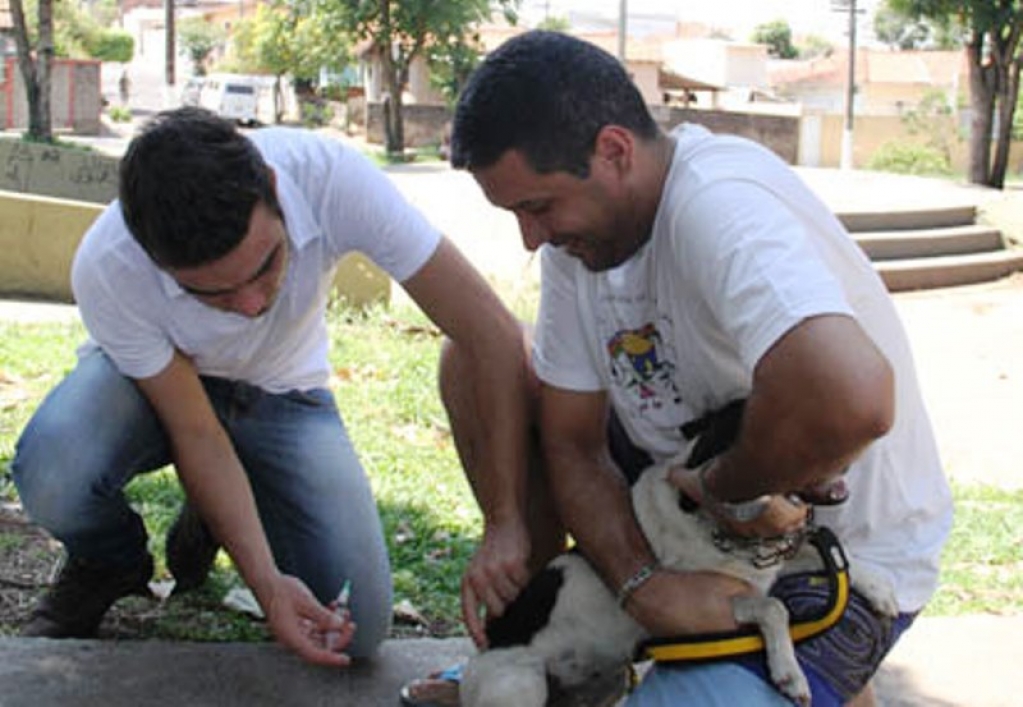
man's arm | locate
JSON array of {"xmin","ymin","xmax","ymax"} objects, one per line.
[
  {"xmin": 540, "ymin": 384, "xmax": 753, "ymax": 637},
  {"xmin": 135, "ymin": 352, "xmax": 352, "ymax": 666},
  {"xmin": 401, "ymin": 237, "xmax": 534, "ymax": 646},
  {"xmin": 698, "ymin": 314, "xmax": 894, "ymax": 506}
]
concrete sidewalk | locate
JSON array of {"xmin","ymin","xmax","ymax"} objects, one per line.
[{"xmin": 0, "ymin": 615, "xmax": 1018, "ymax": 706}]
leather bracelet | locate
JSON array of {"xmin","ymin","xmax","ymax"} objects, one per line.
[{"xmin": 616, "ymin": 562, "xmax": 659, "ymax": 607}]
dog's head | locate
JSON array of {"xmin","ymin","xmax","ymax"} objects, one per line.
[{"xmin": 679, "ymin": 399, "xmax": 849, "ymax": 506}]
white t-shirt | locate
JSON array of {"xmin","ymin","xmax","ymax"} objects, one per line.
[
  {"xmin": 72, "ymin": 127, "xmax": 441, "ymax": 393},
  {"xmin": 533, "ymin": 124, "xmax": 952, "ymax": 612}
]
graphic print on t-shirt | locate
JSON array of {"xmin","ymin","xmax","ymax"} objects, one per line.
[{"xmin": 606, "ymin": 322, "xmax": 682, "ymax": 418}]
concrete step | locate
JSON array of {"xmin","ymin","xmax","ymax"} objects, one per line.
[
  {"xmin": 876, "ymin": 249, "xmax": 1023, "ymax": 292},
  {"xmin": 855, "ymin": 224, "xmax": 1004, "ymax": 260},
  {"xmin": 837, "ymin": 204, "xmax": 978, "ymax": 233}
]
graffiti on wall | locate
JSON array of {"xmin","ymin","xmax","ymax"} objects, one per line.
[{"xmin": 0, "ymin": 140, "xmax": 118, "ymax": 204}]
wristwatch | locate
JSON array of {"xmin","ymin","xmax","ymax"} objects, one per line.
[{"xmin": 698, "ymin": 462, "xmax": 772, "ymax": 523}]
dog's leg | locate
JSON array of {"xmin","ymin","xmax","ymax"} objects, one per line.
[
  {"xmin": 732, "ymin": 594, "xmax": 811, "ymax": 707},
  {"xmin": 848, "ymin": 566, "xmax": 899, "ymax": 618}
]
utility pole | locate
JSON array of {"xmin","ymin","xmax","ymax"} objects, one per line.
[
  {"xmin": 164, "ymin": 0, "xmax": 175, "ymax": 88},
  {"xmin": 617, "ymin": 0, "xmax": 627, "ymax": 61},
  {"xmin": 833, "ymin": 0, "xmax": 861, "ymax": 170}
]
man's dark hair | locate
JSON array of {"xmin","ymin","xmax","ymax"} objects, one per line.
[
  {"xmin": 119, "ymin": 107, "xmax": 281, "ymax": 269},
  {"xmin": 451, "ymin": 30, "xmax": 659, "ymax": 177}
]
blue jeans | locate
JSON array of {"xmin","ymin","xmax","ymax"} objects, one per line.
[{"xmin": 12, "ymin": 348, "xmax": 392, "ymax": 657}]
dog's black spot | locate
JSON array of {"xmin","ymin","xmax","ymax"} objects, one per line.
[
  {"xmin": 485, "ymin": 563, "xmax": 566, "ymax": 649},
  {"xmin": 677, "ymin": 490, "xmax": 700, "ymax": 514}
]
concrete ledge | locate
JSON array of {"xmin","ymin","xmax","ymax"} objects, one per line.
[
  {"xmin": 0, "ymin": 189, "xmax": 390, "ymax": 307},
  {"xmin": 0, "ymin": 189, "xmax": 102, "ymax": 302}
]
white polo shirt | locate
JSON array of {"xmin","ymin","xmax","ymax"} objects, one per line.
[
  {"xmin": 72, "ymin": 127, "xmax": 441, "ymax": 393},
  {"xmin": 533, "ymin": 124, "xmax": 953, "ymax": 612}
]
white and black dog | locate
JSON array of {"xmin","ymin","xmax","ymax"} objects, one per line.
[{"xmin": 460, "ymin": 402, "xmax": 898, "ymax": 707}]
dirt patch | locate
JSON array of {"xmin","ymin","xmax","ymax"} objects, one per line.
[{"xmin": 0, "ymin": 503, "xmax": 440, "ymax": 641}]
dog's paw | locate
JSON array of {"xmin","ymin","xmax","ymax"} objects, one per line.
[
  {"xmin": 771, "ymin": 665, "xmax": 811, "ymax": 707},
  {"xmin": 850, "ymin": 567, "xmax": 899, "ymax": 618}
]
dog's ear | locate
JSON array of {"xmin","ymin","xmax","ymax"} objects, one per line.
[{"xmin": 681, "ymin": 399, "xmax": 746, "ymax": 468}]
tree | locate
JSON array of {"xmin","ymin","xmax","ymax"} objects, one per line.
[
  {"xmin": 889, "ymin": 0, "xmax": 1023, "ymax": 188},
  {"xmin": 178, "ymin": 16, "xmax": 226, "ymax": 76},
  {"xmin": 54, "ymin": 0, "xmax": 133, "ymax": 62},
  {"xmin": 799, "ymin": 35, "xmax": 835, "ymax": 59},
  {"xmin": 875, "ymin": 3, "xmax": 933, "ymax": 48},
  {"xmin": 8, "ymin": 0, "xmax": 54, "ymax": 142},
  {"xmin": 751, "ymin": 19, "xmax": 798, "ymax": 59},
  {"xmin": 327, "ymin": 0, "xmax": 520, "ymax": 156},
  {"xmin": 229, "ymin": 1, "xmax": 351, "ymax": 123}
]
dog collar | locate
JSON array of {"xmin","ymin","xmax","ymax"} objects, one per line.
[{"xmin": 641, "ymin": 526, "xmax": 850, "ymax": 663}]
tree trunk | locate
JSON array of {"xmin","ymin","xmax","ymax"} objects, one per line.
[
  {"xmin": 36, "ymin": 0, "xmax": 53, "ymax": 140},
  {"xmin": 966, "ymin": 39, "xmax": 995, "ymax": 186},
  {"xmin": 377, "ymin": 0, "xmax": 404, "ymax": 157},
  {"xmin": 378, "ymin": 49, "xmax": 405, "ymax": 156},
  {"xmin": 8, "ymin": 0, "xmax": 53, "ymax": 142},
  {"xmin": 990, "ymin": 57, "xmax": 1021, "ymax": 189}
]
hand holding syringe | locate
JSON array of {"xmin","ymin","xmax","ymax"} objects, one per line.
[{"xmin": 324, "ymin": 579, "xmax": 353, "ymax": 652}]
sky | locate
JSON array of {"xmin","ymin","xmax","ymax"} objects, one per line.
[{"xmin": 519, "ymin": 0, "xmax": 883, "ymax": 45}]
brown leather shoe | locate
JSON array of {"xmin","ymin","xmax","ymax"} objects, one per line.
[{"xmin": 22, "ymin": 554, "xmax": 154, "ymax": 638}]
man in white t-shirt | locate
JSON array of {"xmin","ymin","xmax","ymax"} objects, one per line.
[
  {"xmin": 405, "ymin": 31, "xmax": 952, "ymax": 707},
  {"xmin": 12, "ymin": 107, "xmax": 532, "ymax": 667}
]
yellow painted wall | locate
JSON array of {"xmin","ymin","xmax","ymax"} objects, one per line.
[
  {"xmin": 817, "ymin": 113, "xmax": 975, "ymax": 173},
  {"xmin": 0, "ymin": 190, "xmax": 103, "ymax": 302},
  {"xmin": 0, "ymin": 190, "xmax": 390, "ymax": 306}
]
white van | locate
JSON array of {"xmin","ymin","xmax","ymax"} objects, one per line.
[{"xmin": 199, "ymin": 74, "xmax": 272, "ymax": 125}]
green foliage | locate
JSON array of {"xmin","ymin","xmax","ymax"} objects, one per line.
[
  {"xmin": 751, "ymin": 19, "xmax": 798, "ymax": 59},
  {"xmin": 39, "ymin": 0, "xmax": 134, "ymax": 62},
  {"xmin": 230, "ymin": 1, "xmax": 350, "ymax": 83},
  {"xmin": 877, "ymin": 0, "xmax": 967, "ymax": 49},
  {"xmin": 178, "ymin": 17, "xmax": 227, "ymax": 76},
  {"xmin": 427, "ymin": 32, "xmax": 484, "ymax": 107},
  {"xmin": 86, "ymin": 30, "xmax": 134, "ymax": 63},
  {"xmin": 326, "ymin": 0, "xmax": 520, "ymax": 152},
  {"xmin": 798, "ymin": 35, "xmax": 834, "ymax": 60},
  {"xmin": 866, "ymin": 141, "xmax": 952, "ymax": 175},
  {"xmin": 875, "ymin": 2, "xmax": 932, "ymax": 49},
  {"xmin": 536, "ymin": 15, "xmax": 570, "ymax": 32},
  {"xmin": 299, "ymin": 99, "xmax": 335, "ymax": 127},
  {"xmin": 926, "ymin": 482, "xmax": 1023, "ymax": 616},
  {"xmin": 107, "ymin": 105, "xmax": 132, "ymax": 123}
]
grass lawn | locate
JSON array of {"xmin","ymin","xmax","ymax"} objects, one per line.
[{"xmin": 0, "ymin": 296, "xmax": 1020, "ymax": 641}]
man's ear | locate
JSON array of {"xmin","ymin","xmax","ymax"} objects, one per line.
[
  {"xmin": 592, "ymin": 125, "xmax": 634, "ymax": 176},
  {"xmin": 267, "ymin": 165, "xmax": 277, "ymax": 191}
]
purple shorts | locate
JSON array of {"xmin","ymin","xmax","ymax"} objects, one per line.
[{"xmin": 730, "ymin": 572, "xmax": 916, "ymax": 705}]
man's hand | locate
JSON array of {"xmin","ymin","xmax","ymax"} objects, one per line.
[
  {"xmin": 668, "ymin": 465, "xmax": 809, "ymax": 538},
  {"xmin": 461, "ymin": 520, "xmax": 532, "ymax": 648},
  {"xmin": 625, "ymin": 568, "xmax": 752, "ymax": 636},
  {"xmin": 261, "ymin": 573, "xmax": 356, "ymax": 667}
]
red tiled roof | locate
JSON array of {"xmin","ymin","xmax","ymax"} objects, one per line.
[{"xmin": 768, "ymin": 49, "xmax": 965, "ymax": 89}]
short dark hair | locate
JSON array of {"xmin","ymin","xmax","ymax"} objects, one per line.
[
  {"xmin": 119, "ymin": 107, "xmax": 281, "ymax": 269},
  {"xmin": 451, "ymin": 30, "xmax": 659, "ymax": 177}
]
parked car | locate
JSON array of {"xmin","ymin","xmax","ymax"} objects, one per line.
[{"xmin": 199, "ymin": 73, "xmax": 274, "ymax": 126}]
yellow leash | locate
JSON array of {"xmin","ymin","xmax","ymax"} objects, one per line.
[{"xmin": 642, "ymin": 526, "xmax": 850, "ymax": 663}]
